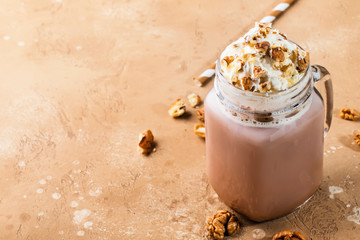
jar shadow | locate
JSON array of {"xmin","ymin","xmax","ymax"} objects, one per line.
[
  {"xmin": 235, "ymin": 179, "xmax": 348, "ymax": 240},
  {"xmin": 338, "ymin": 134, "xmax": 360, "ymax": 153}
]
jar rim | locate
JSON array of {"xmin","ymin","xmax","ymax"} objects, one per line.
[{"xmin": 216, "ymin": 41, "xmax": 310, "ymax": 97}]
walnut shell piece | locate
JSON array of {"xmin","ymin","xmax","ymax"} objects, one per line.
[
  {"xmin": 354, "ymin": 132, "xmax": 360, "ymax": 146},
  {"xmin": 340, "ymin": 107, "xmax": 360, "ymax": 121},
  {"xmin": 206, "ymin": 210, "xmax": 240, "ymax": 239},
  {"xmin": 138, "ymin": 130, "xmax": 154, "ymax": 154},
  {"xmin": 272, "ymin": 230, "xmax": 306, "ymax": 240},
  {"xmin": 197, "ymin": 107, "xmax": 205, "ymax": 122},
  {"xmin": 194, "ymin": 123, "xmax": 205, "ymax": 138},
  {"xmin": 168, "ymin": 99, "xmax": 186, "ymax": 117},
  {"xmin": 187, "ymin": 93, "xmax": 201, "ymax": 108}
]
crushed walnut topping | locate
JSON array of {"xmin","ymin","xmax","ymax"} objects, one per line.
[
  {"xmin": 207, "ymin": 210, "xmax": 240, "ymax": 239},
  {"xmin": 241, "ymin": 76, "xmax": 254, "ymax": 91},
  {"xmin": 194, "ymin": 123, "xmax": 205, "ymax": 138},
  {"xmin": 197, "ymin": 107, "xmax": 205, "ymax": 122},
  {"xmin": 220, "ymin": 22, "xmax": 309, "ymax": 92},
  {"xmin": 258, "ymin": 22, "xmax": 271, "ymax": 28},
  {"xmin": 255, "ymin": 41, "xmax": 270, "ymax": 53},
  {"xmin": 259, "ymin": 28, "xmax": 269, "ymax": 38},
  {"xmin": 260, "ymin": 82, "xmax": 267, "ymax": 88},
  {"xmin": 187, "ymin": 93, "xmax": 201, "ymax": 108},
  {"xmin": 289, "ymin": 50, "xmax": 297, "ymax": 63},
  {"xmin": 259, "ymin": 79, "xmax": 271, "ymax": 92},
  {"xmin": 297, "ymin": 52, "xmax": 310, "ymax": 72},
  {"xmin": 271, "ymin": 47, "xmax": 285, "ymax": 62},
  {"xmin": 222, "ymin": 56, "xmax": 235, "ymax": 65},
  {"xmin": 354, "ymin": 132, "xmax": 360, "ymax": 146},
  {"xmin": 237, "ymin": 60, "xmax": 245, "ymax": 72},
  {"xmin": 284, "ymin": 64, "xmax": 296, "ymax": 78},
  {"xmin": 245, "ymin": 34, "xmax": 259, "ymax": 46},
  {"xmin": 138, "ymin": 130, "xmax": 154, "ymax": 154},
  {"xmin": 272, "ymin": 230, "xmax": 306, "ymax": 240},
  {"xmin": 253, "ymin": 66, "xmax": 266, "ymax": 79},
  {"xmin": 340, "ymin": 107, "xmax": 360, "ymax": 121},
  {"xmin": 168, "ymin": 99, "xmax": 186, "ymax": 117},
  {"xmin": 279, "ymin": 32, "xmax": 287, "ymax": 40}
]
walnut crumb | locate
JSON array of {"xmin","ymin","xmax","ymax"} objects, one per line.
[
  {"xmin": 245, "ymin": 34, "xmax": 259, "ymax": 46},
  {"xmin": 260, "ymin": 82, "xmax": 268, "ymax": 90},
  {"xmin": 340, "ymin": 107, "xmax": 360, "ymax": 121},
  {"xmin": 284, "ymin": 65, "xmax": 296, "ymax": 77},
  {"xmin": 297, "ymin": 52, "xmax": 309, "ymax": 72},
  {"xmin": 258, "ymin": 22, "xmax": 272, "ymax": 28},
  {"xmin": 168, "ymin": 99, "xmax": 186, "ymax": 117},
  {"xmin": 207, "ymin": 210, "xmax": 240, "ymax": 239},
  {"xmin": 197, "ymin": 107, "xmax": 205, "ymax": 122},
  {"xmin": 187, "ymin": 93, "xmax": 201, "ymax": 107},
  {"xmin": 354, "ymin": 132, "xmax": 360, "ymax": 146},
  {"xmin": 241, "ymin": 76, "xmax": 254, "ymax": 91},
  {"xmin": 194, "ymin": 123, "xmax": 205, "ymax": 138},
  {"xmin": 259, "ymin": 28, "xmax": 268, "ymax": 38},
  {"xmin": 279, "ymin": 32, "xmax": 287, "ymax": 40},
  {"xmin": 253, "ymin": 66, "xmax": 266, "ymax": 79},
  {"xmin": 289, "ymin": 51, "xmax": 297, "ymax": 63},
  {"xmin": 255, "ymin": 41, "xmax": 270, "ymax": 53},
  {"xmin": 272, "ymin": 230, "xmax": 306, "ymax": 240},
  {"xmin": 222, "ymin": 56, "xmax": 235, "ymax": 65},
  {"xmin": 138, "ymin": 130, "xmax": 154, "ymax": 154},
  {"xmin": 237, "ymin": 60, "xmax": 245, "ymax": 72},
  {"xmin": 271, "ymin": 47, "xmax": 285, "ymax": 62}
]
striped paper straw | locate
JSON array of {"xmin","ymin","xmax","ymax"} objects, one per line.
[{"xmin": 194, "ymin": 0, "xmax": 297, "ymax": 87}]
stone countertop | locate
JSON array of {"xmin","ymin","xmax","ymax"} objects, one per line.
[{"xmin": 0, "ymin": 0, "xmax": 359, "ymax": 239}]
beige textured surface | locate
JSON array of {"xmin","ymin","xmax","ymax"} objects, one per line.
[{"xmin": 0, "ymin": 0, "xmax": 359, "ymax": 239}]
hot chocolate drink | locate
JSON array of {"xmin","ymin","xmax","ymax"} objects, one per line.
[{"xmin": 205, "ymin": 23, "xmax": 332, "ymax": 221}]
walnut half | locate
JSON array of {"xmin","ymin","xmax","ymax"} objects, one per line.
[
  {"xmin": 187, "ymin": 93, "xmax": 201, "ymax": 107},
  {"xmin": 206, "ymin": 210, "xmax": 240, "ymax": 239},
  {"xmin": 340, "ymin": 107, "xmax": 360, "ymax": 121},
  {"xmin": 194, "ymin": 123, "xmax": 205, "ymax": 138},
  {"xmin": 168, "ymin": 99, "xmax": 186, "ymax": 117},
  {"xmin": 272, "ymin": 230, "xmax": 306, "ymax": 240},
  {"xmin": 138, "ymin": 130, "xmax": 154, "ymax": 154}
]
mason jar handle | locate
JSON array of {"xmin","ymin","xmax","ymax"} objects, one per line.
[{"xmin": 312, "ymin": 65, "xmax": 333, "ymax": 137}]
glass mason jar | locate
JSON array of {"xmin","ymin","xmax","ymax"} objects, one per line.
[{"xmin": 204, "ymin": 48, "xmax": 333, "ymax": 222}]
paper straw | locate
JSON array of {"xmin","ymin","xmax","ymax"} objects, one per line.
[{"xmin": 194, "ymin": 0, "xmax": 297, "ymax": 87}]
